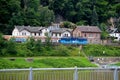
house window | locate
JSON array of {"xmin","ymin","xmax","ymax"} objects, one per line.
[
  {"xmin": 89, "ymin": 34, "xmax": 93, "ymax": 37},
  {"xmin": 55, "ymin": 33, "xmax": 57, "ymax": 37},
  {"xmin": 59, "ymin": 33, "xmax": 61, "ymax": 37},
  {"xmin": 96, "ymin": 34, "xmax": 98, "ymax": 37},
  {"xmin": 34, "ymin": 33, "xmax": 36, "ymax": 36},
  {"xmin": 85, "ymin": 33, "xmax": 86, "ymax": 37},
  {"xmin": 64, "ymin": 34, "xmax": 68, "ymax": 37},
  {"xmin": 39, "ymin": 33, "xmax": 41, "ymax": 36},
  {"xmin": 22, "ymin": 32, "xmax": 26, "ymax": 36}
]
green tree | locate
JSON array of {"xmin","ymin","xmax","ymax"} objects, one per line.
[
  {"xmin": 49, "ymin": 0, "xmax": 65, "ymax": 15},
  {"xmin": 0, "ymin": 33, "xmax": 6, "ymax": 56},
  {"xmin": 0, "ymin": 0, "xmax": 21, "ymax": 34},
  {"xmin": 5, "ymin": 38, "xmax": 17, "ymax": 56},
  {"xmin": 39, "ymin": 6, "xmax": 55, "ymax": 26},
  {"xmin": 44, "ymin": 32, "xmax": 52, "ymax": 50},
  {"xmin": 27, "ymin": 0, "xmax": 39, "ymax": 11},
  {"xmin": 26, "ymin": 37, "xmax": 36, "ymax": 51},
  {"xmin": 60, "ymin": 21, "xmax": 76, "ymax": 29},
  {"xmin": 40, "ymin": 0, "xmax": 50, "ymax": 6},
  {"xmin": 101, "ymin": 31, "xmax": 109, "ymax": 40},
  {"xmin": 91, "ymin": 6, "xmax": 99, "ymax": 26}
]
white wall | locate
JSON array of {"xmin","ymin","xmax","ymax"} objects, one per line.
[
  {"xmin": 41, "ymin": 28, "xmax": 49, "ymax": 36},
  {"xmin": 12, "ymin": 27, "xmax": 72, "ymax": 42},
  {"xmin": 109, "ymin": 33, "xmax": 120, "ymax": 41},
  {"xmin": 12, "ymin": 28, "xmax": 19, "ymax": 36},
  {"xmin": 51, "ymin": 31, "xmax": 71, "ymax": 38},
  {"xmin": 20, "ymin": 30, "xmax": 31, "ymax": 36},
  {"xmin": 62, "ymin": 31, "xmax": 71, "ymax": 37}
]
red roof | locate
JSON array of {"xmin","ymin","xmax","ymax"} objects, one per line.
[{"xmin": 76, "ymin": 26, "xmax": 101, "ymax": 33}]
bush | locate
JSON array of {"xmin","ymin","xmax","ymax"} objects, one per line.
[{"xmin": 83, "ymin": 44, "xmax": 120, "ymax": 57}]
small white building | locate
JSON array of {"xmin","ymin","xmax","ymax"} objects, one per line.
[{"xmin": 109, "ymin": 28, "xmax": 120, "ymax": 41}]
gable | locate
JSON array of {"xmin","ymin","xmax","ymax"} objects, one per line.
[
  {"xmin": 12, "ymin": 27, "xmax": 19, "ymax": 33},
  {"xmin": 62, "ymin": 30, "xmax": 71, "ymax": 34},
  {"xmin": 12, "ymin": 27, "xmax": 19, "ymax": 36},
  {"xmin": 20, "ymin": 29, "xmax": 30, "ymax": 32}
]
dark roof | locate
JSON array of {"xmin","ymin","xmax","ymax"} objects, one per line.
[
  {"xmin": 50, "ymin": 28, "xmax": 72, "ymax": 33},
  {"xmin": 15, "ymin": 26, "xmax": 45, "ymax": 32},
  {"xmin": 107, "ymin": 28, "xmax": 119, "ymax": 33},
  {"xmin": 76, "ymin": 26, "xmax": 101, "ymax": 33}
]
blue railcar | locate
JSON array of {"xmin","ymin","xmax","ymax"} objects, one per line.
[
  {"xmin": 59, "ymin": 37, "xmax": 88, "ymax": 45},
  {"xmin": 15, "ymin": 38, "xmax": 27, "ymax": 42}
]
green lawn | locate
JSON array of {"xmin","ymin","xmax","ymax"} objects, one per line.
[{"xmin": 0, "ymin": 57, "xmax": 97, "ymax": 69}]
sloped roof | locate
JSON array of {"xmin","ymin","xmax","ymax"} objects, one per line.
[
  {"xmin": 15, "ymin": 26, "xmax": 45, "ymax": 32},
  {"xmin": 50, "ymin": 28, "xmax": 72, "ymax": 33},
  {"xmin": 76, "ymin": 26, "xmax": 101, "ymax": 33},
  {"xmin": 107, "ymin": 28, "xmax": 119, "ymax": 33}
]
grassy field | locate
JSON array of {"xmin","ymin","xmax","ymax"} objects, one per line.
[{"xmin": 0, "ymin": 57, "xmax": 97, "ymax": 69}]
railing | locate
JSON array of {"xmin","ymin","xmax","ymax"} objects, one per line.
[{"xmin": 0, "ymin": 67, "xmax": 120, "ymax": 80}]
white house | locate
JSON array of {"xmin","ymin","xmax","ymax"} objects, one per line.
[
  {"xmin": 12, "ymin": 25, "xmax": 49, "ymax": 42},
  {"xmin": 12, "ymin": 25, "xmax": 72, "ymax": 42},
  {"xmin": 48, "ymin": 24, "xmax": 72, "ymax": 42},
  {"xmin": 12, "ymin": 25, "xmax": 49, "ymax": 37},
  {"xmin": 109, "ymin": 28, "xmax": 120, "ymax": 41}
]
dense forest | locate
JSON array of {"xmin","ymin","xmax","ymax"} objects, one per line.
[{"xmin": 0, "ymin": 0, "xmax": 120, "ymax": 34}]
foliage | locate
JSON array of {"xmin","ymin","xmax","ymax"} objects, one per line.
[
  {"xmin": 0, "ymin": 0, "xmax": 120, "ymax": 34},
  {"xmin": 60, "ymin": 21, "xmax": 76, "ymax": 29},
  {"xmin": 38, "ymin": 6, "xmax": 55, "ymax": 26},
  {"xmin": 0, "ymin": 0, "xmax": 55, "ymax": 34},
  {"xmin": 0, "ymin": 57, "xmax": 97, "ymax": 69},
  {"xmin": 0, "ymin": 33, "xmax": 6, "ymax": 55},
  {"xmin": 0, "ymin": 34, "xmax": 79, "ymax": 57},
  {"xmin": 113, "ymin": 62, "xmax": 120, "ymax": 66},
  {"xmin": 101, "ymin": 31, "xmax": 109, "ymax": 40},
  {"xmin": 91, "ymin": 7, "xmax": 99, "ymax": 26},
  {"xmin": 76, "ymin": 20, "xmax": 87, "ymax": 26},
  {"xmin": 83, "ymin": 44, "xmax": 120, "ymax": 57}
]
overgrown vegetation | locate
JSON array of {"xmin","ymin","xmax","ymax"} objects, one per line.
[
  {"xmin": 83, "ymin": 44, "xmax": 120, "ymax": 57},
  {"xmin": 0, "ymin": 0, "xmax": 120, "ymax": 34},
  {"xmin": 112, "ymin": 62, "xmax": 120, "ymax": 66},
  {"xmin": 1, "ymin": 33, "xmax": 120, "ymax": 57},
  {"xmin": 0, "ymin": 34, "xmax": 80, "ymax": 57},
  {"xmin": 0, "ymin": 57, "xmax": 96, "ymax": 69}
]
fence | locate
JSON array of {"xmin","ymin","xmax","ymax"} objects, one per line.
[{"xmin": 0, "ymin": 67, "xmax": 120, "ymax": 80}]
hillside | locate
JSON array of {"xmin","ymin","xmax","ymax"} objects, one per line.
[
  {"xmin": 83, "ymin": 44, "xmax": 120, "ymax": 57},
  {"xmin": 0, "ymin": 0, "xmax": 120, "ymax": 34}
]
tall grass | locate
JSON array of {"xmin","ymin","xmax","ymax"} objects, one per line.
[{"xmin": 0, "ymin": 57, "xmax": 97, "ymax": 69}]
